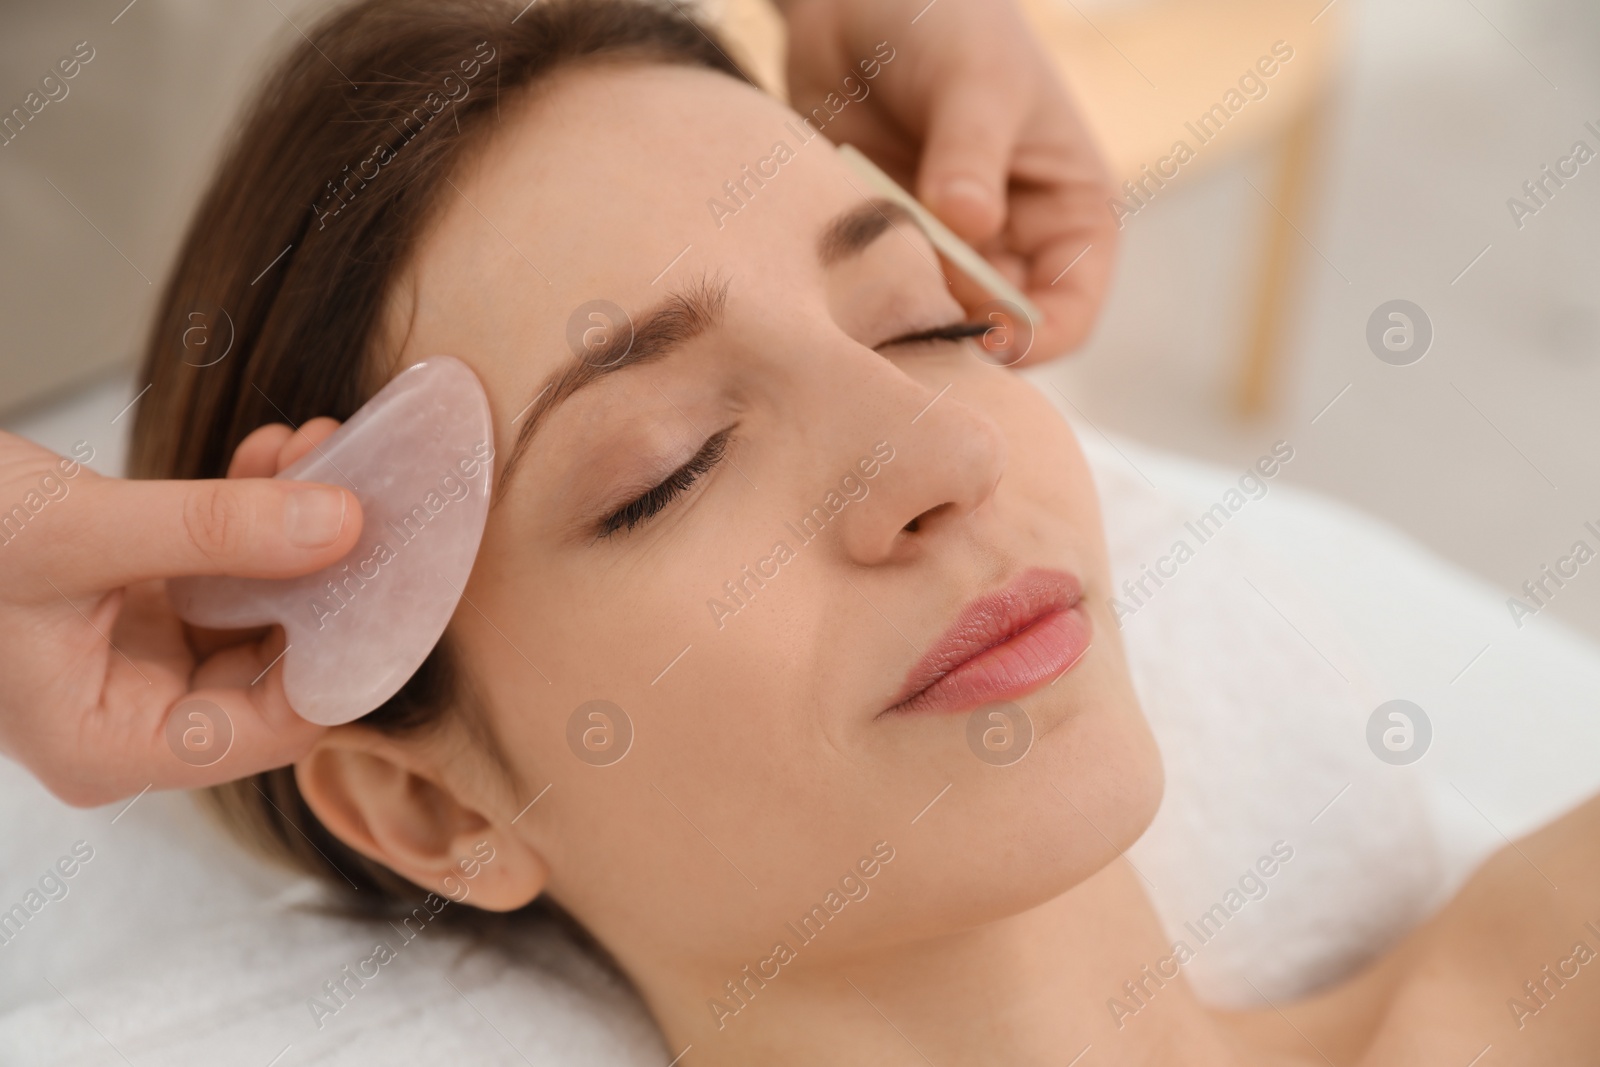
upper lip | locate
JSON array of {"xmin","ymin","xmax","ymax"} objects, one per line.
[{"xmin": 885, "ymin": 567, "xmax": 1083, "ymax": 711}]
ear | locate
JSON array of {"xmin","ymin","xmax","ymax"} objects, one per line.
[{"xmin": 295, "ymin": 725, "xmax": 548, "ymax": 911}]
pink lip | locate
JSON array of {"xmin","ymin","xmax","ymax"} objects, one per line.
[{"xmin": 884, "ymin": 568, "xmax": 1092, "ymax": 716}]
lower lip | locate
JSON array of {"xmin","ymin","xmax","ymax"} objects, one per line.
[{"xmin": 891, "ymin": 605, "xmax": 1093, "ymax": 715}]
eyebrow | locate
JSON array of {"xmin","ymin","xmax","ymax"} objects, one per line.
[
  {"xmin": 496, "ymin": 276, "xmax": 727, "ymax": 499},
  {"xmin": 495, "ymin": 197, "xmax": 919, "ymax": 496},
  {"xmin": 818, "ymin": 198, "xmax": 917, "ymax": 267}
]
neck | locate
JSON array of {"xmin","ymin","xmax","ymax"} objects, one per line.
[{"xmin": 639, "ymin": 862, "xmax": 1244, "ymax": 1067}]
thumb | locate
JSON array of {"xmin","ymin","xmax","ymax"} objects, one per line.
[
  {"xmin": 47, "ymin": 474, "xmax": 362, "ymax": 595},
  {"xmin": 915, "ymin": 76, "xmax": 1030, "ymax": 245}
]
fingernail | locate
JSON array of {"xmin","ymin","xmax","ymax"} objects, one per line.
[
  {"xmin": 940, "ymin": 175, "xmax": 993, "ymax": 210},
  {"xmin": 284, "ymin": 487, "xmax": 347, "ymax": 548}
]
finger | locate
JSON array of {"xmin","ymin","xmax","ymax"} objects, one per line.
[
  {"xmin": 183, "ymin": 619, "xmax": 273, "ymax": 662},
  {"xmin": 35, "ymin": 596, "xmax": 324, "ymax": 806},
  {"xmin": 986, "ymin": 249, "xmax": 1030, "ymax": 290},
  {"xmin": 159, "ymin": 630, "xmax": 327, "ymax": 789},
  {"xmin": 81, "ymin": 646, "xmax": 325, "ymax": 803},
  {"xmin": 1021, "ymin": 252, "xmax": 1115, "ymax": 363},
  {"xmin": 228, "ymin": 423, "xmax": 295, "ymax": 478},
  {"xmin": 38, "ymin": 473, "xmax": 363, "ymax": 596},
  {"xmin": 275, "ymin": 418, "xmax": 342, "ymax": 474},
  {"xmin": 1010, "ymin": 184, "xmax": 1119, "ymax": 364},
  {"xmin": 915, "ymin": 75, "xmax": 1031, "ymax": 246},
  {"xmin": 162, "ymin": 427, "xmax": 285, "ymax": 657},
  {"xmin": 145, "ymin": 689, "xmax": 325, "ymax": 795}
]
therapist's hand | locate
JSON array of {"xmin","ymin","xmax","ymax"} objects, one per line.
[
  {"xmin": 777, "ymin": 0, "xmax": 1117, "ymax": 364},
  {"xmin": 0, "ymin": 423, "xmax": 358, "ymax": 807}
]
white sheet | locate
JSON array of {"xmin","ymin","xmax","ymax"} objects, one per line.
[{"xmin": 4, "ymin": 425, "xmax": 1598, "ymax": 1063}]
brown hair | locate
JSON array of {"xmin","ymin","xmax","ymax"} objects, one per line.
[{"xmin": 128, "ymin": 0, "xmax": 751, "ymax": 921}]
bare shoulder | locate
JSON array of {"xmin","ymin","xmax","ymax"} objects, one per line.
[
  {"xmin": 1354, "ymin": 791, "xmax": 1600, "ymax": 1064},
  {"xmin": 1211, "ymin": 794, "xmax": 1600, "ymax": 1065}
]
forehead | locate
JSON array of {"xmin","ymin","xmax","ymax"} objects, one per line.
[{"xmin": 391, "ymin": 62, "xmax": 858, "ymax": 396}]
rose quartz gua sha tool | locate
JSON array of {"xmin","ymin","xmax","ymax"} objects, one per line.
[{"xmin": 168, "ymin": 356, "xmax": 494, "ymax": 726}]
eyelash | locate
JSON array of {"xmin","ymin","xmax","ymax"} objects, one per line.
[
  {"xmin": 878, "ymin": 320, "xmax": 993, "ymax": 348},
  {"xmin": 599, "ymin": 428, "xmax": 732, "ymax": 538},
  {"xmin": 595, "ymin": 322, "xmax": 979, "ymax": 539}
]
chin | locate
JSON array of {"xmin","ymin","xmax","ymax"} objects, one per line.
[
  {"xmin": 860, "ymin": 683, "xmax": 1165, "ymax": 945},
  {"xmin": 1024, "ymin": 679, "xmax": 1165, "ymax": 872}
]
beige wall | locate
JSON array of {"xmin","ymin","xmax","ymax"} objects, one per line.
[
  {"xmin": 0, "ymin": 0, "xmax": 803, "ymax": 418},
  {"xmin": 0, "ymin": 0, "xmax": 345, "ymax": 416}
]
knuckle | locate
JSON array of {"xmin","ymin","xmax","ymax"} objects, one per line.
[{"xmin": 182, "ymin": 482, "xmax": 249, "ymax": 562}]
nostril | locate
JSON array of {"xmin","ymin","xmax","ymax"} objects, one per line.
[{"xmin": 903, "ymin": 503, "xmax": 947, "ymax": 534}]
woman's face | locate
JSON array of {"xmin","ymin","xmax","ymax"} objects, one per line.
[{"xmin": 374, "ymin": 61, "xmax": 1160, "ymax": 1012}]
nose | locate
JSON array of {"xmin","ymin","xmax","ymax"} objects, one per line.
[{"xmin": 832, "ymin": 374, "xmax": 1008, "ymax": 566}]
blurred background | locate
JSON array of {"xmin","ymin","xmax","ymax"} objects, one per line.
[{"xmin": 3, "ymin": 0, "xmax": 1598, "ymax": 645}]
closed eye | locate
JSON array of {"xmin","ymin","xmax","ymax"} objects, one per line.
[
  {"xmin": 598, "ymin": 428, "xmax": 731, "ymax": 538},
  {"xmin": 875, "ymin": 320, "xmax": 993, "ymax": 350},
  {"xmin": 595, "ymin": 321, "xmax": 981, "ymax": 539}
]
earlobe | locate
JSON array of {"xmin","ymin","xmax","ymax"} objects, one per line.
[
  {"xmin": 294, "ymin": 726, "xmax": 549, "ymax": 911},
  {"xmin": 435, "ymin": 825, "xmax": 549, "ymax": 912}
]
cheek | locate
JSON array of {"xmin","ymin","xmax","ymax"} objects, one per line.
[
  {"xmin": 978, "ymin": 373, "xmax": 1111, "ymax": 572},
  {"xmin": 460, "ymin": 546, "xmax": 884, "ymax": 958},
  {"xmin": 460, "ymin": 484, "xmax": 829, "ymax": 809}
]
